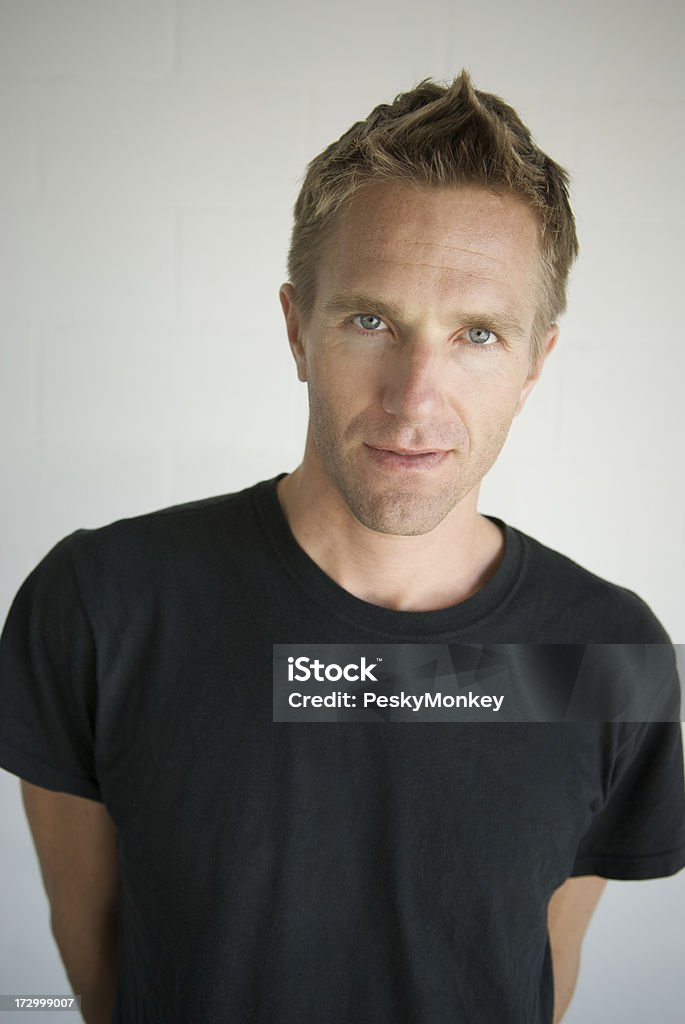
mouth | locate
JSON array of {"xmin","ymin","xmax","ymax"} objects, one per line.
[{"xmin": 364, "ymin": 444, "xmax": 450, "ymax": 470}]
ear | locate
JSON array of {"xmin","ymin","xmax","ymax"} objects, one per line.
[
  {"xmin": 279, "ymin": 283, "xmax": 308, "ymax": 382},
  {"xmin": 514, "ymin": 324, "xmax": 559, "ymax": 417}
]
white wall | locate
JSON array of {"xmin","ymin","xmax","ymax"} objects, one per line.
[{"xmin": 1, "ymin": 1, "xmax": 683, "ymax": 1021}]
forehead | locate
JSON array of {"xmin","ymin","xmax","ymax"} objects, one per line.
[{"xmin": 317, "ymin": 182, "xmax": 541, "ymax": 319}]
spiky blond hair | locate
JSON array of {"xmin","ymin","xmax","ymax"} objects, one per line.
[{"xmin": 287, "ymin": 70, "xmax": 579, "ymax": 366}]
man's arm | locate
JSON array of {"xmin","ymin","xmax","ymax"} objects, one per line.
[
  {"xmin": 20, "ymin": 780, "xmax": 120, "ymax": 1024},
  {"xmin": 547, "ymin": 874, "xmax": 607, "ymax": 1023}
]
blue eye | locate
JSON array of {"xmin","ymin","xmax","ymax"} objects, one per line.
[
  {"xmin": 468, "ymin": 327, "xmax": 498, "ymax": 345},
  {"xmin": 353, "ymin": 314, "xmax": 387, "ymax": 333}
]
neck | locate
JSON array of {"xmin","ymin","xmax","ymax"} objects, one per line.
[{"xmin": 276, "ymin": 462, "xmax": 505, "ymax": 613}]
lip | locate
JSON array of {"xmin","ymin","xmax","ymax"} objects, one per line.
[
  {"xmin": 368, "ymin": 445, "xmax": 448, "ymax": 455},
  {"xmin": 364, "ymin": 444, "xmax": 450, "ymax": 470}
]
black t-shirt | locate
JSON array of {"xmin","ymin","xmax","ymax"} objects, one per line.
[{"xmin": 1, "ymin": 474, "xmax": 684, "ymax": 1024}]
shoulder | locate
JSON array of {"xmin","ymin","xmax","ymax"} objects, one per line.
[
  {"xmin": 20, "ymin": 478, "xmax": 273, "ymax": 618},
  {"xmin": 505, "ymin": 523, "xmax": 671, "ymax": 643},
  {"xmin": 72, "ymin": 478, "xmax": 265, "ymax": 559}
]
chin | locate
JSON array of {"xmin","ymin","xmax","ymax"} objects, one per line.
[{"xmin": 346, "ymin": 488, "xmax": 458, "ymax": 537}]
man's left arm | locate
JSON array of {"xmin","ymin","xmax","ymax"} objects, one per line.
[{"xmin": 547, "ymin": 874, "xmax": 607, "ymax": 1023}]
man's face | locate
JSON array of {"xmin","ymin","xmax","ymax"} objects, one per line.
[{"xmin": 281, "ymin": 182, "xmax": 557, "ymax": 536}]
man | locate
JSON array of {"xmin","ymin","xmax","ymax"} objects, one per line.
[{"xmin": 1, "ymin": 71, "xmax": 684, "ymax": 1024}]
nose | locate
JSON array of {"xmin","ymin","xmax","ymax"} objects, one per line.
[{"xmin": 380, "ymin": 338, "xmax": 448, "ymax": 423}]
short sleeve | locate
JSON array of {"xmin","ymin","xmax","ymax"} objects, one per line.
[
  {"xmin": 0, "ymin": 531, "xmax": 102, "ymax": 800},
  {"xmin": 570, "ymin": 655, "xmax": 685, "ymax": 879}
]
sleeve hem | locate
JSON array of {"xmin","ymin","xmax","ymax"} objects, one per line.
[
  {"xmin": 0, "ymin": 741, "xmax": 102, "ymax": 801},
  {"xmin": 570, "ymin": 844, "xmax": 685, "ymax": 880}
]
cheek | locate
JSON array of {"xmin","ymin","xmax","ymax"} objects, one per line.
[
  {"xmin": 443, "ymin": 371, "xmax": 531, "ymax": 452},
  {"xmin": 448, "ymin": 359, "xmax": 526, "ymax": 412},
  {"xmin": 310, "ymin": 347, "xmax": 378, "ymax": 403}
]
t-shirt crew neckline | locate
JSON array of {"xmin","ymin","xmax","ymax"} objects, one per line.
[{"xmin": 252, "ymin": 474, "xmax": 526, "ymax": 640}]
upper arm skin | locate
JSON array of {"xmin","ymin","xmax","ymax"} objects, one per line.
[
  {"xmin": 20, "ymin": 778, "xmax": 120, "ymax": 917},
  {"xmin": 547, "ymin": 875, "xmax": 607, "ymax": 1022},
  {"xmin": 548, "ymin": 874, "xmax": 607, "ymax": 951},
  {"xmin": 20, "ymin": 779, "xmax": 120, "ymax": 924},
  {"xmin": 20, "ymin": 781, "xmax": 121, "ymax": 1022}
]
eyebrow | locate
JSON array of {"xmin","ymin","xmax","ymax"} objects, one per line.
[{"xmin": 320, "ymin": 291, "xmax": 528, "ymax": 339}]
